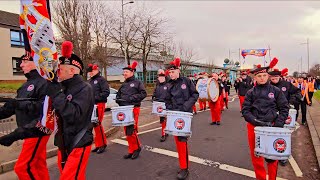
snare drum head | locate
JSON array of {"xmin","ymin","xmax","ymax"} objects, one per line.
[
  {"xmin": 196, "ymin": 78, "xmax": 210, "ymax": 100},
  {"xmin": 208, "ymin": 79, "xmax": 219, "ymax": 102}
]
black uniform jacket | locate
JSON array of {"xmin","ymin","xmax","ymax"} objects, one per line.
[
  {"xmin": 51, "ymin": 75, "xmax": 94, "ymax": 150},
  {"xmin": 116, "ymin": 76, "xmax": 147, "ymax": 107},
  {"xmin": 89, "ymin": 73, "xmax": 110, "ymax": 104},
  {"xmin": 242, "ymin": 82, "xmax": 289, "ymax": 127},
  {"xmin": 165, "ymin": 76, "xmax": 199, "ymax": 113}
]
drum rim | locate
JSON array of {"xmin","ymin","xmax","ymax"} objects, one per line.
[
  {"xmin": 111, "ymin": 105, "xmax": 134, "ymax": 110},
  {"xmin": 208, "ymin": 78, "xmax": 219, "ymax": 102},
  {"xmin": 166, "ymin": 110, "xmax": 193, "ymax": 116}
]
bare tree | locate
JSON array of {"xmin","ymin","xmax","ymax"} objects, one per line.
[
  {"xmin": 132, "ymin": 9, "xmax": 169, "ymax": 84},
  {"xmin": 310, "ymin": 64, "xmax": 320, "ymax": 76},
  {"xmin": 53, "ymin": 0, "xmax": 92, "ymax": 74},
  {"xmin": 206, "ymin": 59, "xmax": 217, "ymax": 74},
  {"xmin": 106, "ymin": 10, "xmax": 141, "ymax": 65}
]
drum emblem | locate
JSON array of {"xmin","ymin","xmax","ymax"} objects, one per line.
[
  {"xmin": 268, "ymin": 93, "xmax": 274, "ymax": 99},
  {"xmin": 273, "ymin": 138, "xmax": 287, "ymax": 153},
  {"xmin": 281, "ymin": 87, "xmax": 286, "ymax": 92},
  {"xmin": 27, "ymin": 84, "xmax": 34, "ymax": 91},
  {"xmin": 181, "ymin": 84, "xmax": 186, "ymax": 89},
  {"xmin": 174, "ymin": 119, "xmax": 185, "ymax": 130},
  {"xmin": 157, "ymin": 106, "xmax": 163, "ymax": 113},
  {"xmin": 117, "ymin": 112, "xmax": 126, "ymax": 121},
  {"xmin": 285, "ymin": 116, "xmax": 292, "ymax": 124}
]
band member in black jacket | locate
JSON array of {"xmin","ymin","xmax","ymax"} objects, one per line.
[
  {"xmin": 152, "ymin": 69, "xmax": 169, "ymax": 142},
  {"xmin": 164, "ymin": 58, "xmax": 199, "ymax": 180},
  {"xmin": 242, "ymin": 58, "xmax": 289, "ymax": 180},
  {"xmin": 238, "ymin": 71, "xmax": 253, "ymax": 112},
  {"xmin": 47, "ymin": 41, "xmax": 94, "ymax": 179},
  {"xmin": 0, "ymin": 54, "xmax": 49, "ymax": 180},
  {"xmin": 116, "ymin": 61, "xmax": 147, "ymax": 160},
  {"xmin": 88, "ymin": 63, "xmax": 110, "ymax": 154}
]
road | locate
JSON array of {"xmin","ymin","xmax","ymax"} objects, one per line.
[{"xmin": 1, "ymin": 92, "xmax": 319, "ymax": 180}]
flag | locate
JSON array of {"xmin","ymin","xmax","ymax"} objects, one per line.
[
  {"xmin": 20, "ymin": 0, "xmax": 58, "ymax": 134},
  {"xmin": 241, "ymin": 49, "xmax": 268, "ymax": 58}
]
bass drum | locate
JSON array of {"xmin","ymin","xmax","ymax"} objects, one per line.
[{"xmin": 208, "ymin": 79, "xmax": 219, "ymax": 102}]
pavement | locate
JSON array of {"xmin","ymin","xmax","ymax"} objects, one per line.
[
  {"xmin": 0, "ymin": 92, "xmax": 320, "ymax": 180},
  {"xmin": 307, "ymin": 98, "xmax": 320, "ymax": 169}
]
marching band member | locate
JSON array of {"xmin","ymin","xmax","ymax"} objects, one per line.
[
  {"xmin": 242, "ymin": 58, "xmax": 289, "ymax": 180},
  {"xmin": 209, "ymin": 73, "xmax": 223, "ymax": 125},
  {"xmin": 47, "ymin": 41, "xmax": 94, "ymax": 179},
  {"xmin": 164, "ymin": 58, "xmax": 199, "ymax": 180},
  {"xmin": 237, "ymin": 70, "xmax": 253, "ymax": 112},
  {"xmin": 0, "ymin": 54, "xmax": 50, "ymax": 180},
  {"xmin": 197, "ymin": 72, "xmax": 207, "ymax": 111},
  {"xmin": 269, "ymin": 68, "xmax": 301, "ymax": 166},
  {"xmin": 116, "ymin": 61, "xmax": 147, "ymax": 159},
  {"xmin": 220, "ymin": 73, "xmax": 229, "ymax": 110},
  {"xmin": 293, "ymin": 76, "xmax": 311, "ymax": 126},
  {"xmin": 88, "ymin": 63, "xmax": 110, "ymax": 154},
  {"xmin": 152, "ymin": 69, "xmax": 169, "ymax": 142},
  {"xmin": 188, "ymin": 75, "xmax": 197, "ymax": 114}
]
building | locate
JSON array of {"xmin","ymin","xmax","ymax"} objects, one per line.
[{"xmin": 0, "ymin": 10, "xmax": 25, "ymax": 81}]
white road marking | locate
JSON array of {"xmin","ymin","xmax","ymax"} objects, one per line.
[
  {"xmin": 288, "ymin": 156, "xmax": 303, "ymax": 177},
  {"xmin": 121, "ymin": 127, "xmax": 162, "ymax": 139},
  {"xmin": 111, "ymin": 139, "xmax": 287, "ymax": 180},
  {"xmin": 139, "ymin": 120, "xmax": 159, "ymax": 128}
]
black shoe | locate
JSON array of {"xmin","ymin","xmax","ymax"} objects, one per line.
[
  {"xmin": 91, "ymin": 147, "xmax": 99, "ymax": 153},
  {"xmin": 123, "ymin": 154, "xmax": 133, "ymax": 159},
  {"xmin": 96, "ymin": 145, "xmax": 107, "ymax": 154},
  {"xmin": 279, "ymin": 160, "xmax": 287, "ymax": 166},
  {"xmin": 177, "ymin": 169, "xmax": 189, "ymax": 180},
  {"xmin": 210, "ymin": 122, "xmax": 216, "ymax": 125},
  {"xmin": 194, "ymin": 112, "xmax": 197, "ymax": 114},
  {"xmin": 226, "ymin": 106, "xmax": 228, "ymax": 109},
  {"xmin": 216, "ymin": 122, "xmax": 220, "ymax": 125},
  {"xmin": 131, "ymin": 148, "xmax": 141, "ymax": 159},
  {"xmin": 160, "ymin": 135, "xmax": 167, "ymax": 142}
]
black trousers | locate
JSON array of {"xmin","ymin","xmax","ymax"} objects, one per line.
[
  {"xmin": 308, "ymin": 92, "xmax": 314, "ymax": 104},
  {"xmin": 300, "ymin": 98, "xmax": 307, "ymax": 124}
]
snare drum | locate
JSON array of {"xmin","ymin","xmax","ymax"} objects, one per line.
[
  {"xmin": 111, "ymin": 105, "xmax": 134, "ymax": 126},
  {"xmin": 284, "ymin": 108, "xmax": 297, "ymax": 130},
  {"xmin": 152, "ymin": 101, "xmax": 166, "ymax": 117},
  {"xmin": 164, "ymin": 111, "xmax": 193, "ymax": 137},
  {"xmin": 254, "ymin": 127, "xmax": 291, "ymax": 160},
  {"xmin": 196, "ymin": 78, "xmax": 219, "ymax": 102}
]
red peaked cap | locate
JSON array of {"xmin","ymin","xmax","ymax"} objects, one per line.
[
  {"xmin": 281, "ymin": 68, "xmax": 288, "ymax": 77},
  {"xmin": 123, "ymin": 61, "xmax": 138, "ymax": 72},
  {"xmin": 59, "ymin": 41, "xmax": 84, "ymax": 74},
  {"xmin": 167, "ymin": 57, "xmax": 181, "ymax": 70},
  {"xmin": 251, "ymin": 57, "xmax": 278, "ymax": 75},
  {"xmin": 87, "ymin": 63, "xmax": 99, "ymax": 72}
]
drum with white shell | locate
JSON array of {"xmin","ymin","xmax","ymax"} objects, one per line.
[
  {"xmin": 164, "ymin": 110, "xmax": 193, "ymax": 137},
  {"xmin": 111, "ymin": 105, "xmax": 134, "ymax": 126}
]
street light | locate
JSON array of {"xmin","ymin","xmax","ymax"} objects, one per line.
[
  {"xmin": 121, "ymin": 0, "xmax": 134, "ymax": 65},
  {"xmin": 300, "ymin": 38, "xmax": 310, "ymax": 73}
]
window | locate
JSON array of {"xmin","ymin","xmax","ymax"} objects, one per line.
[
  {"xmin": 12, "ymin": 57, "xmax": 23, "ymax": 75},
  {"xmin": 10, "ymin": 30, "xmax": 24, "ymax": 47},
  {"xmin": 136, "ymin": 71, "xmax": 158, "ymax": 84}
]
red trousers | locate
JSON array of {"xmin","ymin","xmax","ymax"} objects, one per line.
[
  {"xmin": 160, "ymin": 117, "xmax": 167, "ymax": 136},
  {"xmin": 94, "ymin": 103, "xmax": 107, "ymax": 148},
  {"xmin": 174, "ymin": 136, "xmax": 189, "ymax": 169},
  {"xmin": 14, "ymin": 136, "xmax": 50, "ymax": 180},
  {"xmin": 192, "ymin": 105, "xmax": 197, "ymax": 113},
  {"xmin": 57, "ymin": 145, "xmax": 91, "ymax": 180},
  {"xmin": 124, "ymin": 107, "xmax": 141, "ymax": 154},
  {"xmin": 198, "ymin": 100, "xmax": 206, "ymax": 110},
  {"xmin": 209, "ymin": 97, "xmax": 221, "ymax": 122},
  {"xmin": 220, "ymin": 95, "xmax": 224, "ymax": 110},
  {"xmin": 247, "ymin": 123, "xmax": 278, "ymax": 180},
  {"xmin": 239, "ymin": 96, "xmax": 245, "ymax": 111}
]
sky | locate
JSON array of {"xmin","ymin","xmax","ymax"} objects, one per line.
[{"xmin": 1, "ymin": 0, "xmax": 319, "ymax": 74}]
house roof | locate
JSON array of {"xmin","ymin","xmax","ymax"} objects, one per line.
[{"xmin": 0, "ymin": 10, "xmax": 20, "ymax": 29}]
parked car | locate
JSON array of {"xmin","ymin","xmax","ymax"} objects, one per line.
[{"xmin": 106, "ymin": 88, "xmax": 119, "ymax": 110}]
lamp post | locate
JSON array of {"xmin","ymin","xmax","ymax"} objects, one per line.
[
  {"xmin": 121, "ymin": 0, "xmax": 134, "ymax": 65},
  {"xmin": 300, "ymin": 38, "xmax": 310, "ymax": 73}
]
